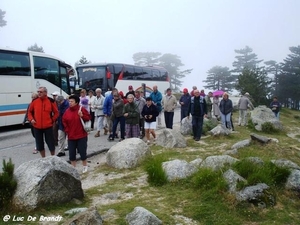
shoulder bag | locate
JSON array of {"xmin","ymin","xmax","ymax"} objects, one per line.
[{"xmin": 79, "ymin": 106, "xmax": 91, "ymax": 132}]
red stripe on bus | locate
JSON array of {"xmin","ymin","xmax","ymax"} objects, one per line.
[{"xmin": 0, "ymin": 110, "xmax": 27, "ymax": 117}]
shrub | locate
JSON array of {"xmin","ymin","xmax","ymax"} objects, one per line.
[
  {"xmin": 247, "ymin": 119, "xmax": 256, "ymax": 130},
  {"xmin": 0, "ymin": 158, "xmax": 17, "ymax": 213},
  {"xmin": 261, "ymin": 122, "xmax": 278, "ymax": 134},
  {"xmin": 202, "ymin": 120, "xmax": 217, "ymax": 135},
  {"xmin": 294, "ymin": 115, "xmax": 300, "ymax": 120},
  {"xmin": 144, "ymin": 155, "xmax": 168, "ymax": 186}
]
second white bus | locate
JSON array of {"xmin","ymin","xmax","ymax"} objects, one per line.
[{"xmin": 75, "ymin": 63, "xmax": 170, "ymax": 96}]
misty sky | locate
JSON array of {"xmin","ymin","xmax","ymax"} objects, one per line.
[{"xmin": 1, "ymin": 0, "xmax": 300, "ymax": 92}]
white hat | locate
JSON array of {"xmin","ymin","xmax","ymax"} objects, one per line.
[
  {"xmin": 51, "ymin": 91, "xmax": 60, "ymax": 96},
  {"xmin": 244, "ymin": 92, "xmax": 250, "ymax": 96}
]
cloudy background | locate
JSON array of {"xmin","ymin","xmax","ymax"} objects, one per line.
[{"xmin": 1, "ymin": 0, "xmax": 300, "ymax": 91}]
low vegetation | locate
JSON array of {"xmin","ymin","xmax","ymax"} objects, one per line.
[
  {"xmin": 5, "ymin": 108, "xmax": 300, "ymax": 224},
  {"xmin": 0, "ymin": 158, "xmax": 17, "ymax": 214}
]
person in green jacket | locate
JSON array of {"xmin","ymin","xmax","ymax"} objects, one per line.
[{"xmin": 123, "ymin": 94, "xmax": 140, "ymax": 138}]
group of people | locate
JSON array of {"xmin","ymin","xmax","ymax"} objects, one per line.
[
  {"xmin": 180, "ymin": 86, "xmax": 282, "ymax": 141},
  {"xmin": 24, "ymin": 84, "xmax": 282, "ymax": 174}
]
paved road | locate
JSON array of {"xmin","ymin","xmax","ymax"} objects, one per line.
[{"xmin": 0, "ymin": 109, "xmax": 181, "ymax": 169}]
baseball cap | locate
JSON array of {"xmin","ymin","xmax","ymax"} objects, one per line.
[
  {"xmin": 51, "ymin": 91, "xmax": 60, "ymax": 96},
  {"xmin": 183, "ymin": 88, "xmax": 188, "ymax": 93},
  {"xmin": 128, "ymin": 85, "xmax": 133, "ymax": 89}
]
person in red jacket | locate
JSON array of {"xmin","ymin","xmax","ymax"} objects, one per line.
[
  {"xmin": 28, "ymin": 86, "xmax": 59, "ymax": 158},
  {"xmin": 63, "ymin": 95, "xmax": 91, "ymax": 173}
]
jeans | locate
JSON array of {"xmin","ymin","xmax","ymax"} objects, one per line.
[
  {"xmin": 164, "ymin": 111, "xmax": 174, "ymax": 129},
  {"xmin": 181, "ymin": 108, "xmax": 189, "ymax": 121},
  {"xmin": 192, "ymin": 116, "xmax": 204, "ymax": 139},
  {"xmin": 112, "ymin": 116, "xmax": 125, "ymax": 139},
  {"xmin": 220, "ymin": 112, "xmax": 232, "ymax": 129},
  {"xmin": 273, "ymin": 111, "xmax": 280, "ymax": 119}
]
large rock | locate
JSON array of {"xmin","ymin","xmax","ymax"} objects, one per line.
[
  {"xmin": 231, "ymin": 139, "xmax": 251, "ymax": 150},
  {"xmin": 106, "ymin": 138, "xmax": 151, "ymax": 169},
  {"xmin": 189, "ymin": 158, "xmax": 203, "ymax": 168},
  {"xmin": 271, "ymin": 159, "xmax": 300, "ymax": 170},
  {"xmin": 209, "ymin": 124, "xmax": 230, "ymax": 136},
  {"xmin": 200, "ymin": 155, "xmax": 239, "ymax": 171},
  {"xmin": 250, "ymin": 133, "xmax": 271, "ymax": 144},
  {"xmin": 162, "ymin": 159, "xmax": 197, "ymax": 181},
  {"xmin": 63, "ymin": 206, "xmax": 103, "ymax": 225},
  {"xmin": 156, "ymin": 128, "xmax": 187, "ymax": 148},
  {"xmin": 13, "ymin": 157, "xmax": 83, "ymax": 211},
  {"xmin": 126, "ymin": 206, "xmax": 162, "ymax": 225},
  {"xmin": 250, "ymin": 106, "xmax": 283, "ymax": 131},
  {"xmin": 223, "ymin": 169, "xmax": 247, "ymax": 193},
  {"xmin": 180, "ymin": 117, "xmax": 192, "ymax": 135},
  {"xmin": 285, "ymin": 169, "xmax": 300, "ymax": 190},
  {"xmin": 235, "ymin": 183, "xmax": 274, "ymax": 207}
]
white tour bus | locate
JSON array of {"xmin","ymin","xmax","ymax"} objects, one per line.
[
  {"xmin": 75, "ymin": 63, "xmax": 170, "ymax": 97},
  {"xmin": 0, "ymin": 48, "xmax": 73, "ymax": 127}
]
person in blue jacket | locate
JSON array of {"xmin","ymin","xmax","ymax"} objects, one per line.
[
  {"xmin": 179, "ymin": 88, "xmax": 191, "ymax": 121},
  {"xmin": 149, "ymin": 85, "xmax": 162, "ymax": 125},
  {"xmin": 56, "ymin": 95, "xmax": 69, "ymax": 157},
  {"xmin": 103, "ymin": 88, "xmax": 118, "ymax": 137}
]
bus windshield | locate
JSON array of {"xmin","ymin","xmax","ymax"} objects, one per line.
[{"xmin": 77, "ymin": 66, "xmax": 106, "ymax": 91}]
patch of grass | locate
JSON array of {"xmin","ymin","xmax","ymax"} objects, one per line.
[
  {"xmin": 144, "ymin": 155, "xmax": 168, "ymax": 186},
  {"xmin": 190, "ymin": 168, "xmax": 228, "ymax": 192},
  {"xmin": 232, "ymin": 159, "xmax": 290, "ymax": 187}
]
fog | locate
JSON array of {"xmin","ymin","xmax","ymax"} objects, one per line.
[{"xmin": 1, "ymin": 0, "xmax": 300, "ymax": 92}]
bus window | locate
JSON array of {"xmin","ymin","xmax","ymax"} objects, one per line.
[
  {"xmin": 141, "ymin": 68, "xmax": 152, "ymax": 80},
  {"xmin": 160, "ymin": 69, "xmax": 169, "ymax": 81},
  {"xmin": 123, "ymin": 65, "xmax": 134, "ymax": 80},
  {"xmin": 134, "ymin": 67, "xmax": 143, "ymax": 80},
  {"xmin": 60, "ymin": 66, "xmax": 69, "ymax": 94},
  {"xmin": 0, "ymin": 50, "xmax": 30, "ymax": 76},
  {"xmin": 77, "ymin": 66, "xmax": 106, "ymax": 91},
  {"xmin": 152, "ymin": 69, "xmax": 160, "ymax": 81},
  {"xmin": 33, "ymin": 56, "xmax": 60, "ymax": 87}
]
